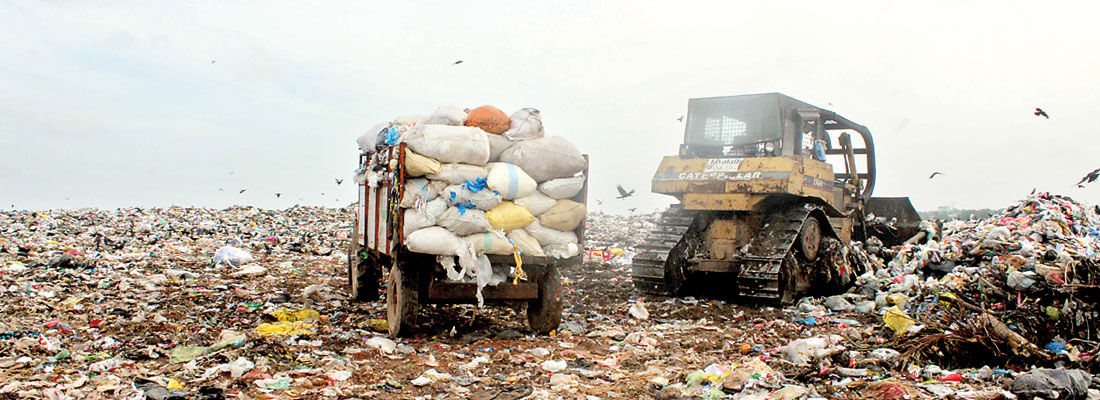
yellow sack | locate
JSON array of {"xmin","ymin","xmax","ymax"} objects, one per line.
[
  {"xmin": 883, "ymin": 306, "xmax": 915, "ymax": 337},
  {"xmin": 486, "ymin": 201, "xmax": 536, "ymax": 231},
  {"xmin": 405, "ymin": 149, "xmax": 442, "ymax": 177},
  {"xmin": 254, "ymin": 321, "xmax": 315, "ymax": 337},
  {"xmin": 538, "ymin": 199, "xmax": 586, "ymax": 231}
]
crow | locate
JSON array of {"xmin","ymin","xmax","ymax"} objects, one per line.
[
  {"xmin": 239, "ymin": 189, "xmax": 246, "ymax": 194},
  {"xmin": 1075, "ymin": 168, "xmax": 1100, "ymax": 188},
  {"xmin": 1035, "ymin": 108, "xmax": 1049, "ymax": 119},
  {"xmin": 929, "ymin": 172, "xmax": 944, "ymax": 179},
  {"xmin": 211, "ymin": 60, "xmax": 216, "ymax": 64},
  {"xmin": 677, "ymin": 116, "xmax": 683, "ymax": 122},
  {"xmin": 616, "ymin": 184, "xmax": 634, "ymax": 199},
  {"xmin": 335, "ymin": 178, "xmax": 343, "ymax": 185},
  {"xmin": 275, "ymin": 193, "xmax": 281, "ymax": 198},
  {"xmin": 218, "ymin": 188, "xmax": 223, "ymax": 192},
  {"xmin": 596, "ymin": 199, "xmax": 603, "ymax": 205},
  {"xmin": 453, "ymin": 60, "xmax": 463, "ymax": 65},
  {"xmin": 628, "ymin": 208, "xmax": 637, "ymax": 213}
]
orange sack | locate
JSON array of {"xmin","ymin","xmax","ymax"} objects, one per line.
[{"xmin": 464, "ymin": 105, "xmax": 510, "ymax": 134}]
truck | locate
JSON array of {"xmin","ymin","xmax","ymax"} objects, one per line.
[
  {"xmin": 631, "ymin": 93, "xmax": 920, "ymax": 303},
  {"xmin": 349, "ymin": 142, "xmax": 589, "ymax": 336}
]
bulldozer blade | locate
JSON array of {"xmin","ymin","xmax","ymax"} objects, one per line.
[{"xmin": 863, "ymin": 197, "xmax": 922, "ymax": 247}]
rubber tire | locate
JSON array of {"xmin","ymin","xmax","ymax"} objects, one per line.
[
  {"xmin": 797, "ymin": 217, "xmax": 822, "ymax": 262},
  {"xmin": 527, "ymin": 267, "xmax": 563, "ymax": 335},
  {"xmin": 386, "ymin": 263, "xmax": 418, "ymax": 337}
]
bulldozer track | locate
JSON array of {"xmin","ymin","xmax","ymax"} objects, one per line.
[
  {"xmin": 737, "ymin": 207, "xmax": 816, "ymax": 302},
  {"xmin": 631, "ymin": 205, "xmax": 697, "ymax": 295}
]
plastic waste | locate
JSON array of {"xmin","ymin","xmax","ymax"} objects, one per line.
[{"xmin": 212, "ymin": 246, "xmax": 253, "ymax": 266}]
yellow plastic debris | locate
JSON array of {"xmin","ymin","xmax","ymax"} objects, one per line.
[
  {"xmin": 254, "ymin": 321, "xmax": 315, "ymax": 337},
  {"xmin": 365, "ymin": 319, "xmax": 389, "ymax": 332},
  {"xmin": 883, "ymin": 306, "xmax": 915, "ymax": 337},
  {"xmin": 271, "ymin": 308, "xmax": 320, "ymax": 322},
  {"xmin": 167, "ymin": 378, "xmax": 182, "ymax": 390}
]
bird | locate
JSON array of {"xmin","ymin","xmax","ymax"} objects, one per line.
[
  {"xmin": 211, "ymin": 60, "xmax": 216, "ymax": 64},
  {"xmin": 929, "ymin": 172, "xmax": 944, "ymax": 179},
  {"xmin": 453, "ymin": 60, "xmax": 463, "ymax": 65},
  {"xmin": 1075, "ymin": 168, "xmax": 1100, "ymax": 188},
  {"xmin": 321, "ymin": 192, "xmax": 325, "ymax": 196},
  {"xmin": 218, "ymin": 188, "xmax": 223, "ymax": 191},
  {"xmin": 596, "ymin": 199, "xmax": 603, "ymax": 205},
  {"xmin": 677, "ymin": 116, "xmax": 683, "ymax": 122},
  {"xmin": 616, "ymin": 184, "xmax": 634, "ymax": 199},
  {"xmin": 1035, "ymin": 108, "xmax": 1049, "ymax": 119},
  {"xmin": 239, "ymin": 189, "xmax": 247, "ymax": 194},
  {"xmin": 275, "ymin": 193, "xmax": 282, "ymax": 198},
  {"xmin": 628, "ymin": 208, "xmax": 637, "ymax": 213},
  {"xmin": 334, "ymin": 178, "xmax": 343, "ymax": 185},
  {"xmin": 228, "ymin": 171, "xmax": 234, "ymax": 175}
]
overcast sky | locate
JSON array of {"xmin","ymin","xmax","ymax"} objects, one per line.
[{"xmin": 3, "ymin": 1, "xmax": 1100, "ymax": 215}]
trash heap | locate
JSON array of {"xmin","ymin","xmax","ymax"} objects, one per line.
[
  {"xmin": 581, "ymin": 211, "xmax": 659, "ymax": 264},
  {"xmin": 356, "ymin": 105, "xmax": 588, "ymax": 304},
  {"xmin": 852, "ymin": 192, "xmax": 1100, "ymax": 369}
]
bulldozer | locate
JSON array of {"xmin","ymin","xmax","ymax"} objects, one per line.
[{"xmin": 631, "ymin": 93, "xmax": 921, "ymax": 303}]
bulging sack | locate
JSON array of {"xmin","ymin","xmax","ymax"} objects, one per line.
[
  {"xmin": 400, "ymin": 179, "xmax": 445, "ymax": 208},
  {"xmin": 392, "ymin": 115, "xmax": 424, "ymax": 126},
  {"xmin": 407, "ymin": 227, "xmax": 463, "ymax": 255},
  {"xmin": 405, "ymin": 149, "xmax": 442, "ymax": 177},
  {"xmin": 498, "ymin": 136, "xmax": 585, "ymax": 182},
  {"xmin": 507, "ymin": 229, "xmax": 545, "ymax": 257},
  {"xmin": 465, "ymin": 232, "xmax": 515, "ymax": 255},
  {"xmin": 544, "ymin": 243, "xmax": 580, "ymax": 259},
  {"xmin": 503, "ymin": 108, "xmax": 544, "ymax": 140},
  {"xmin": 538, "ymin": 199, "xmax": 586, "ymax": 231},
  {"xmin": 487, "ymin": 134, "xmax": 514, "ymax": 162},
  {"xmin": 514, "ymin": 191, "xmax": 557, "ymax": 216},
  {"xmin": 403, "ymin": 209, "xmax": 436, "ymax": 238},
  {"xmin": 427, "ymin": 164, "xmax": 489, "ymax": 185},
  {"xmin": 422, "ymin": 197, "xmax": 449, "ymax": 219},
  {"xmin": 486, "ymin": 201, "xmax": 536, "ymax": 231},
  {"xmin": 357, "ymin": 123, "xmax": 388, "ymax": 153},
  {"xmin": 442, "ymin": 184, "xmax": 502, "ymax": 210},
  {"xmin": 437, "ymin": 207, "xmax": 492, "ymax": 236},
  {"xmin": 406, "ymin": 124, "xmax": 490, "ymax": 165},
  {"xmin": 420, "ymin": 107, "xmax": 467, "ymax": 126},
  {"xmin": 465, "ymin": 105, "xmax": 510, "ymax": 134},
  {"xmin": 485, "ymin": 163, "xmax": 537, "ymax": 200},
  {"xmin": 524, "ymin": 220, "xmax": 579, "ymax": 247},
  {"xmin": 538, "ymin": 176, "xmax": 585, "ymax": 199}
]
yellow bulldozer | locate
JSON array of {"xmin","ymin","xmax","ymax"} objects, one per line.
[{"xmin": 631, "ymin": 93, "xmax": 920, "ymax": 303}]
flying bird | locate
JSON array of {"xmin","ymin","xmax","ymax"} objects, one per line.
[
  {"xmin": 1075, "ymin": 168, "xmax": 1100, "ymax": 188},
  {"xmin": 275, "ymin": 193, "xmax": 281, "ymax": 198},
  {"xmin": 218, "ymin": 188, "xmax": 223, "ymax": 191},
  {"xmin": 239, "ymin": 189, "xmax": 246, "ymax": 194},
  {"xmin": 677, "ymin": 116, "xmax": 684, "ymax": 122},
  {"xmin": 1034, "ymin": 108, "xmax": 1049, "ymax": 119},
  {"xmin": 616, "ymin": 184, "xmax": 634, "ymax": 199},
  {"xmin": 628, "ymin": 208, "xmax": 637, "ymax": 213},
  {"xmin": 211, "ymin": 60, "xmax": 216, "ymax": 64},
  {"xmin": 596, "ymin": 199, "xmax": 603, "ymax": 205},
  {"xmin": 453, "ymin": 60, "xmax": 463, "ymax": 65},
  {"xmin": 228, "ymin": 171, "xmax": 234, "ymax": 175},
  {"xmin": 335, "ymin": 178, "xmax": 343, "ymax": 185},
  {"xmin": 928, "ymin": 172, "xmax": 944, "ymax": 179}
]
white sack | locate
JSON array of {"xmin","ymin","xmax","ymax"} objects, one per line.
[
  {"xmin": 406, "ymin": 227, "xmax": 463, "ymax": 255},
  {"xmin": 503, "ymin": 108, "xmax": 544, "ymax": 141},
  {"xmin": 427, "ymin": 164, "xmax": 489, "ymax": 185},
  {"xmin": 357, "ymin": 123, "xmax": 388, "ymax": 153},
  {"xmin": 406, "ymin": 124, "xmax": 490, "ymax": 165},
  {"xmin": 437, "ymin": 207, "xmax": 492, "ymax": 236},
  {"xmin": 442, "ymin": 184, "xmax": 502, "ymax": 210},
  {"xmin": 513, "ymin": 191, "xmax": 557, "ymax": 216},
  {"xmin": 544, "ymin": 243, "xmax": 580, "ymax": 259},
  {"xmin": 498, "ymin": 136, "xmax": 585, "ymax": 182},
  {"xmin": 400, "ymin": 178, "xmax": 443, "ymax": 208},
  {"xmin": 420, "ymin": 107, "xmax": 467, "ymax": 126},
  {"xmin": 403, "ymin": 209, "xmax": 436, "ymax": 238},
  {"xmin": 487, "ymin": 133, "xmax": 515, "ymax": 162},
  {"xmin": 213, "ymin": 246, "xmax": 253, "ymax": 266},
  {"xmin": 465, "ymin": 232, "xmax": 515, "ymax": 255},
  {"xmin": 538, "ymin": 176, "xmax": 585, "ymax": 199},
  {"xmin": 507, "ymin": 229, "xmax": 545, "ymax": 257},
  {"xmin": 524, "ymin": 220, "xmax": 580, "ymax": 247},
  {"xmin": 485, "ymin": 163, "xmax": 537, "ymax": 200}
]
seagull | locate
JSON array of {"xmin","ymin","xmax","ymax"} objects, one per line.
[
  {"xmin": 616, "ymin": 184, "xmax": 634, "ymax": 199},
  {"xmin": 275, "ymin": 193, "xmax": 281, "ymax": 198},
  {"xmin": 677, "ymin": 116, "xmax": 683, "ymax": 122},
  {"xmin": 929, "ymin": 172, "xmax": 944, "ymax": 179},
  {"xmin": 1075, "ymin": 168, "xmax": 1100, "ymax": 188},
  {"xmin": 1035, "ymin": 108, "xmax": 1049, "ymax": 119},
  {"xmin": 239, "ymin": 189, "xmax": 246, "ymax": 194},
  {"xmin": 453, "ymin": 60, "xmax": 463, "ymax": 65},
  {"xmin": 335, "ymin": 178, "xmax": 343, "ymax": 185}
]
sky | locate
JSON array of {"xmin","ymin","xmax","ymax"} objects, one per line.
[{"xmin": 2, "ymin": 1, "xmax": 1100, "ymax": 215}]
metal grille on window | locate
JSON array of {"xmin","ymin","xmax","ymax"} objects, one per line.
[{"xmin": 704, "ymin": 116, "xmax": 747, "ymax": 143}]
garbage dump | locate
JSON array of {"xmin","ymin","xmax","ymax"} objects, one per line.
[{"xmin": 2, "ymin": 193, "xmax": 1099, "ymax": 399}]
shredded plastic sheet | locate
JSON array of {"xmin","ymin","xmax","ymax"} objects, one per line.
[{"xmin": 253, "ymin": 321, "xmax": 316, "ymax": 337}]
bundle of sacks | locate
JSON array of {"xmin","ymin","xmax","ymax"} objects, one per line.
[{"xmin": 359, "ymin": 105, "xmax": 587, "ymax": 304}]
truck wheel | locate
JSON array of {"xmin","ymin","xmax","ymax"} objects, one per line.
[
  {"xmin": 527, "ymin": 267, "xmax": 563, "ymax": 335},
  {"xmin": 386, "ymin": 263, "xmax": 418, "ymax": 337}
]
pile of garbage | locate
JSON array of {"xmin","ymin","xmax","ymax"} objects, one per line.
[
  {"xmin": 356, "ymin": 105, "xmax": 588, "ymax": 303},
  {"xmin": 846, "ymin": 192, "xmax": 1100, "ymax": 370}
]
